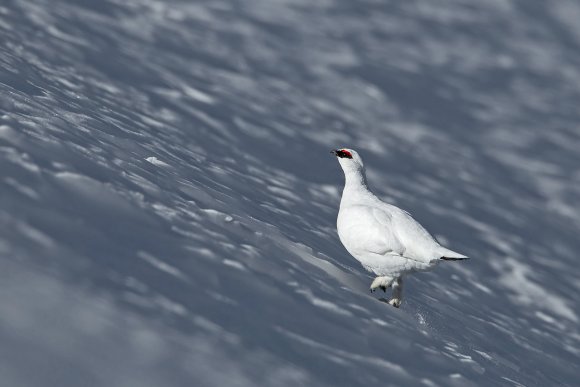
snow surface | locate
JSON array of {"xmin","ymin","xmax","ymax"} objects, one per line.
[{"xmin": 1, "ymin": 0, "xmax": 580, "ymax": 386}]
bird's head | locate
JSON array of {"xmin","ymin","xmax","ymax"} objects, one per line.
[{"xmin": 331, "ymin": 148, "xmax": 365, "ymax": 174}]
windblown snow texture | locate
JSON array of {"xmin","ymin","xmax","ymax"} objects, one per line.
[{"xmin": 1, "ymin": 1, "xmax": 580, "ymax": 386}]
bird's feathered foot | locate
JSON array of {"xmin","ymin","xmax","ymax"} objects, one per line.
[
  {"xmin": 370, "ymin": 276, "xmax": 394, "ymax": 293},
  {"xmin": 389, "ymin": 277, "xmax": 403, "ymax": 308},
  {"xmin": 388, "ymin": 298, "xmax": 401, "ymax": 308}
]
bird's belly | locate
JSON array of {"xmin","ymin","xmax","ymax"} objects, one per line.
[{"xmin": 355, "ymin": 254, "xmax": 435, "ymax": 276}]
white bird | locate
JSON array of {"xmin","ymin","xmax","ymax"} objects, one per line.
[{"xmin": 332, "ymin": 148, "xmax": 468, "ymax": 307}]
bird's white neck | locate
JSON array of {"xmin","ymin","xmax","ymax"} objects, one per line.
[{"xmin": 340, "ymin": 167, "xmax": 376, "ymax": 207}]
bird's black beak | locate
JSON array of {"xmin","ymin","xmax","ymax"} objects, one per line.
[{"xmin": 330, "ymin": 149, "xmax": 339, "ymax": 156}]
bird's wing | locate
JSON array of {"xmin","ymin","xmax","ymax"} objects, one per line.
[
  {"xmin": 371, "ymin": 206, "xmax": 434, "ymax": 260},
  {"xmin": 361, "ymin": 206, "xmax": 406, "ymax": 255},
  {"xmin": 386, "ymin": 206, "xmax": 442, "ymax": 262},
  {"xmin": 338, "ymin": 205, "xmax": 404, "ymax": 256}
]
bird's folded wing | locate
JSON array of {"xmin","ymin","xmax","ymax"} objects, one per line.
[
  {"xmin": 365, "ymin": 207, "xmax": 405, "ymax": 256},
  {"xmin": 369, "ymin": 206, "xmax": 446, "ymax": 264},
  {"xmin": 388, "ymin": 207, "xmax": 441, "ymax": 262},
  {"xmin": 341, "ymin": 205, "xmax": 418, "ymax": 258}
]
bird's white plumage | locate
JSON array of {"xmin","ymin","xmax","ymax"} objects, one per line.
[{"xmin": 333, "ymin": 148, "xmax": 467, "ymax": 288}]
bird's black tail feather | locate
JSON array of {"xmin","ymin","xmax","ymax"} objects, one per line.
[{"xmin": 441, "ymin": 256, "xmax": 469, "ymax": 261}]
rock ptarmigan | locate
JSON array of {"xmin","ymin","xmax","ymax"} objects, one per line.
[{"xmin": 332, "ymin": 148, "xmax": 468, "ymax": 307}]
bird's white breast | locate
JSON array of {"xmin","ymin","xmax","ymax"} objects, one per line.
[{"xmin": 337, "ymin": 205, "xmax": 400, "ymax": 257}]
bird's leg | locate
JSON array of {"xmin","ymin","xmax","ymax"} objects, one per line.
[
  {"xmin": 370, "ymin": 276, "xmax": 394, "ymax": 293},
  {"xmin": 388, "ymin": 277, "xmax": 403, "ymax": 308}
]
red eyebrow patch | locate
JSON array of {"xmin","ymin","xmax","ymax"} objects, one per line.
[{"xmin": 336, "ymin": 149, "xmax": 353, "ymax": 159}]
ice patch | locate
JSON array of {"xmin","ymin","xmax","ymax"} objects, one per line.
[
  {"xmin": 535, "ymin": 311, "xmax": 567, "ymax": 331},
  {"xmin": 1, "ymin": 147, "xmax": 40, "ymax": 173},
  {"xmin": 501, "ymin": 376, "xmax": 527, "ymax": 387},
  {"xmin": 474, "ymin": 350, "xmax": 492, "ymax": 361},
  {"xmin": 145, "ymin": 157, "xmax": 170, "ymax": 167},
  {"xmin": 0, "ymin": 125, "xmax": 17, "ymax": 140},
  {"xmin": 276, "ymin": 327, "xmax": 411, "ymax": 379},
  {"xmin": 371, "ymin": 318, "xmax": 388, "ymax": 326},
  {"xmin": 473, "ymin": 282, "xmax": 492, "ymax": 295},
  {"xmin": 295, "ymin": 288, "xmax": 353, "ymax": 317},
  {"xmin": 4, "ymin": 177, "xmax": 39, "ymax": 199},
  {"xmin": 16, "ymin": 221, "xmax": 54, "ymax": 248},
  {"xmin": 138, "ymin": 251, "xmax": 187, "ymax": 281},
  {"xmin": 416, "ymin": 313, "xmax": 428, "ymax": 326},
  {"xmin": 222, "ymin": 259, "xmax": 246, "ymax": 271},
  {"xmin": 182, "ymin": 86, "xmax": 215, "ymax": 104},
  {"xmin": 420, "ymin": 378, "xmax": 438, "ymax": 387}
]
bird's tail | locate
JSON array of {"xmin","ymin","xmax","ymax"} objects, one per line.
[{"xmin": 439, "ymin": 247, "xmax": 469, "ymax": 261}]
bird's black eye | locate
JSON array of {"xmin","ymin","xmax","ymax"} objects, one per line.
[{"xmin": 336, "ymin": 149, "xmax": 353, "ymax": 159}]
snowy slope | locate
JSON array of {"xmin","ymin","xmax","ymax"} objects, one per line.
[{"xmin": 1, "ymin": 0, "xmax": 580, "ymax": 386}]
